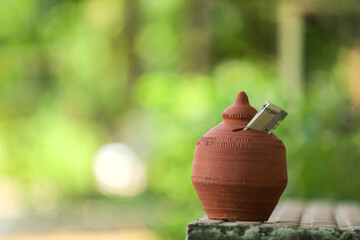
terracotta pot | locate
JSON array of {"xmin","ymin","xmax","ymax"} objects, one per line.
[{"xmin": 191, "ymin": 91, "xmax": 287, "ymax": 221}]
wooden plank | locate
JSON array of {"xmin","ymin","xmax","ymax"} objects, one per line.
[
  {"xmin": 300, "ymin": 202, "xmax": 336, "ymax": 228},
  {"xmin": 268, "ymin": 200, "xmax": 305, "ymax": 224},
  {"xmin": 335, "ymin": 203, "xmax": 360, "ymax": 229}
]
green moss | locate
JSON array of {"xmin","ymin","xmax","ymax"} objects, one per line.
[
  {"xmin": 187, "ymin": 226, "xmax": 224, "ymax": 240},
  {"xmin": 244, "ymin": 226, "xmax": 261, "ymax": 240},
  {"xmin": 269, "ymin": 228, "xmax": 296, "ymax": 240}
]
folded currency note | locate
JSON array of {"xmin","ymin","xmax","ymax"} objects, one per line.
[{"xmin": 244, "ymin": 101, "xmax": 287, "ymax": 134}]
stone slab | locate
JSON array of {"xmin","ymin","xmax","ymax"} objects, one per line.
[{"xmin": 187, "ymin": 200, "xmax": 360, "ymax": 240}]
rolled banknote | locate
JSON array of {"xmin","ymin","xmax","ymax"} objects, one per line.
[{"xmin": 244, "ymin": 101, "xmax": 287, "ymax": 134}]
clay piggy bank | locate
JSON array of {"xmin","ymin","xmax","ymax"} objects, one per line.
[{"xmin": 191, "ymin": 91, "xmax": 287, "ymax": 221}]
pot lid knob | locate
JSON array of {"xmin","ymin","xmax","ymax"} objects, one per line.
[{"xmin": 222, "ymin": 91, "xmax": 257, "ymax": 127}]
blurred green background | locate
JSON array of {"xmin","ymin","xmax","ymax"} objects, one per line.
[{"xmin": 1, "ymin": 0, "xmax": 360, "ymax": 239}]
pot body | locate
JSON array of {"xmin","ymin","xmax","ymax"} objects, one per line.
[{"xmin": 191, "ymin": 121, "xmax": 287, "ymax": 221}]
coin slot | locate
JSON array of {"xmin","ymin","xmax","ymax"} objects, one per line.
[{"xmin": 232, "ymin": 128, "xmax": 244, "ymax": 132}]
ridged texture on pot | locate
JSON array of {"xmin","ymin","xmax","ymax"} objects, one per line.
[{"xmin": 191, "ymin": 91, "xmax": 287, "ymax": 221}]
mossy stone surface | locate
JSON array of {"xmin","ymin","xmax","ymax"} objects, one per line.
[{"xmin": 187, "ymin": 223, "xmax": 360, "ymax": 240}]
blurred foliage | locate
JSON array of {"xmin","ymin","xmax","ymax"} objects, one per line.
[{"xmin": 1, "ymin": 0, "xmax": 360, "ymax": 240}]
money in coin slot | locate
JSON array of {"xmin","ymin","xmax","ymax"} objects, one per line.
[{"xmin": 244, "ymin": 101, "xmax": 287, "ymax": 134}]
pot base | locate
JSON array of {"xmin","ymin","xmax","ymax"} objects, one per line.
[{"xmin": 192, "ymin": 179, "xmax": 286, "ymax": 221}]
